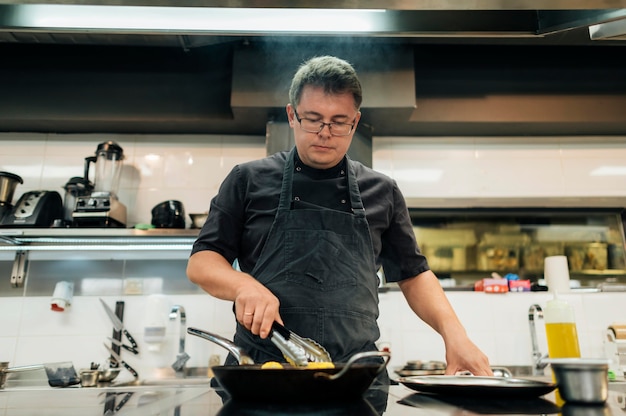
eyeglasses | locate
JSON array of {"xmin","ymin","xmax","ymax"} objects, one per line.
[{"xmin": 294, "ymin": 110, "xmax": 356, "ymax": 136}]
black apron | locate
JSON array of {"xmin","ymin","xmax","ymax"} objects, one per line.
[{"xmin": 231, "ymin": 148, "xmax": 382, "ymax": 365}]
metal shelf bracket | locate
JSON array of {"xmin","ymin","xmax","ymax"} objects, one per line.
[{"xmin": 11, "ymin": 250, "xmax": 28, "ymax": 288}]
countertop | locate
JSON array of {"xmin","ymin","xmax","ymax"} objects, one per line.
[{"xmin": 3, "ymin": 380, "xmax": 626, "ymax": 415}]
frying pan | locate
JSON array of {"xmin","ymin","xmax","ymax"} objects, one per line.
[{"xmin": 187, "ymin": 327, "xmax": 390, "ymax": 402}]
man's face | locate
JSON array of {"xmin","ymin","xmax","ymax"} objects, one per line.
[{"xmin": 286, "ymin": 85, "xmax": 361, "ymax": 170}]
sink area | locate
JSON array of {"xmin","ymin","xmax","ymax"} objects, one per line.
[
  {"xmin": 0, "ymin": 366, "xmax": 212, "ymax": 391},
  {"xmin": 493, "ymin": 365, "xmax": 537, "ymax": 378}
]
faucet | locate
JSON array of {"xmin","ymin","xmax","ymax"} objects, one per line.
[
  {"xmin": 528, "ymin": 304, "xmax": 548, "ymax": 376},
  {"xmin": 169, "ymin": 305, "xmax": 190, "ymax": 374}
]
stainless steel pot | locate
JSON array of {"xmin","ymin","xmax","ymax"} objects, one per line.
[{"xmin": 0, "ymin": 171, "xmax": 23, "ymax": 205}]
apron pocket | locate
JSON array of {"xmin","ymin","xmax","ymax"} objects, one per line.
[{"xmin": 285, "ymin": 230, "xmax": 357, "ymax": 291}]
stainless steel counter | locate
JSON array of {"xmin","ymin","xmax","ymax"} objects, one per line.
[{"xmin": 2, "ymin": 382, "xmax": 626, "ymax": 415}]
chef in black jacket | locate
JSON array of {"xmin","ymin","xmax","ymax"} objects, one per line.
[{"xmin": 187, "ymin": 55, "xmax": 492, "ymax": 377}]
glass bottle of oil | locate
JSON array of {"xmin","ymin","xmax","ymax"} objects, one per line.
[{"xmin": 544, "ymin": 294, "xmax": 581, "ymax": 358}]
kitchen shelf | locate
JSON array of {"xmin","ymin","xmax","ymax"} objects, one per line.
[
  {"xmin": 409, "ymin": 207, "xmax": 626, "ymax": 287},
  {"xmin": 0, "ymin": 228, "xmax": 199, "ymax": 250},
  {"xmin": 0, "ymin": 228, "xmax": 200, "ymax": 288}
]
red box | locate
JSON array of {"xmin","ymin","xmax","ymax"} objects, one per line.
[
  {"xmin": 508, "ymin": 279, "xmax": 531, "ymax": 292},
  {"xmin": 482, "ymin": 278, "xmax": 509, "ymax": 293}
]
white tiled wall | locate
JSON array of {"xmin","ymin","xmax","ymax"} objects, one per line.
[
  {"xmin": 375, "ymin": 136, "xmax": 626, "ymax": 202},
  {"xmin": 1, "ymin": 291, "xmax": 624, "ymax": 380},
  {"xmin": 2, "ymin": 132, "xmax": 626, "ymax": 378},
  {"xmin": 0, "ymin": 133, "xmax": 266, "ymax": 226}
]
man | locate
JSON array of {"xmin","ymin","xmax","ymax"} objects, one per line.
[{"xmin": 187, "ymin": 55, "xmax": 492, "ymax": 377}]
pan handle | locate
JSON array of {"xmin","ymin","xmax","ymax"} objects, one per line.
[
  {"xmin": 317, "ymin": 350, "xmax": 391, "ymax": 382},
  {"xmin": 187, "ymin": 327, "xmax": 255, "ymax": 365}
]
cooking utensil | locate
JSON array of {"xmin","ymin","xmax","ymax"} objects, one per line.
[
  {"xmin": 398, "ymin": 392, "xmax": 561, "ymax": 415},
  {"xmin": 398, "ymin": 375, "xmax": 557, "ymax": 398},
  {"xmin": 187, "ymin": 326, "xmax": 390, "ymax": 402},
  {"xmin": 79, "ymin": 369, "xmax": 99, "ymax": 387},
  {"xmin": 107, "ymin": 337, "xmax": 138, "ymax": 355},
  {"xmin": 189, "ymin": 213, "xmax": 208, "ymax": 229},
  {"xmin": 270, "ymin": 321, "xmax": 332, "ymax": 366},
  {"xmin": 103, "ymin": 343, "xmax": 139, "ymax": 379},
  {"xmin": 97, "ymin": 367, "xmax": 121, "ymax": 383},
  {"xmin": 0, "ymin": 361, "xmax": 80, "ymax": 388},
  {"xmin": 99, "ymin": 298, "xmax": 138, "ymax": 354},
  {"xmin": 546, "ymin": 358, "xmax": 610, "ymax": 404}
]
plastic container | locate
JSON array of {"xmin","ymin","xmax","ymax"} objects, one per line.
[
  {"xmin": 144, "ymin": 294, "xmax": 168, "ymax": 351},
  {"xmin": 544, "ymin": 295, "xmax": 581, "ymax": 359}
]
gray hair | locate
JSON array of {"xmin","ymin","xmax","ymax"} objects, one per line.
[{"xmin": 288, "ymin": 56, "xmax": 362, "ymax": 110}]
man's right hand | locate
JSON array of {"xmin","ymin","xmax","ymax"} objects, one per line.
[
  {"xmin": 187, "ymin": 250, "xmax": 282, "ymax": 339},
  {"xmin": 234, "ymin": 280, "xmax": 282, "ymax": 339}
]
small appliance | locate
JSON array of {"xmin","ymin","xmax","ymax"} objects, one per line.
[
  {"xmin": 62, "ymin": 176, "xmax": 93, "ymax": 225},
  {"xmin": 0, "ymin": 190, "xmax": 64, "ymax": 227},
  {"xmin": 72, "ymin": 141, "xmax": 127, "ymax": 228},
  {"xmin": 0, "ymin": 171, "xmax": 23, "ymax": 223},
  {"xmin": 151, "ymin": 200, "xmax": 186, "ymax": 228}
]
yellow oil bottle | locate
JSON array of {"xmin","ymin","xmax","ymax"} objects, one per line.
[{"xmin": 544, "ymin": 294, "xmax": 580, "ymax": 406}]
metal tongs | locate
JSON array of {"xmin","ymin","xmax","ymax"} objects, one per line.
[{"xmin": 269, "ymin": 322, "xmax": 332, "ymax": 367}]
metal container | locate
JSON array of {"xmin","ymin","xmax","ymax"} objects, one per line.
[
  {"xmin": 547, "ymin": 358, "xmax": 609, "ymax": 404},
  {"xmin": 97, "ymin": 367, "xmax": 121, "ymax": 383},
  {"xmin": 0, "ymin": 171, "xmax": 23, "ymax": 205},
  {"xmin": 79, "ymin": 369, "xmax": 99, "ymax": 387}
]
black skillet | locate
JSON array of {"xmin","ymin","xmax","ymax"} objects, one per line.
[{"xmin": 187, "ymin": 327, "xmax": 390, "ymax": 402}]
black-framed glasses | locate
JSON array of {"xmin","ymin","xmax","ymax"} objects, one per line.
[{"xmin": 294, "ymin": 110, "xmax": 356, "ymax": 136}]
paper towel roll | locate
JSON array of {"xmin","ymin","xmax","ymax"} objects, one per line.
[
  {"xmin": 609, "ymin": 324, "xmax": 626, "ymax": 340},
  {"xmin": 544, "ymin": 255, "xmax": 570, "ymax": 293}
]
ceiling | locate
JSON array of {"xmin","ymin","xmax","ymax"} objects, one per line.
[{"xmin": 1, "ymin": 1, "xmax": 626, "ymax": 137}]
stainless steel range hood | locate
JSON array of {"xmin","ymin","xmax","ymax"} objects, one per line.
[
  {"xmin": 1, "ymin": 0, "xmax": 626, "ymax": 137},
  {"xmin": 1, "ymin": 1, "xmax": 626, "ymax": 46}
]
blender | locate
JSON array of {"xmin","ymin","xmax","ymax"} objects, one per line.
[
  {"xmin": 62, "ymin": 176, "xmax": 93, "ymax": 225},
  {"xmin": 72, "ymin": 141, "xmax": 127, "ymax": 227}
]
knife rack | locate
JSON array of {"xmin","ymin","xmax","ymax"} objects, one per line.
[{"xmin": 110, "ymin": 301, "xmax": 124, "ymax": 368}]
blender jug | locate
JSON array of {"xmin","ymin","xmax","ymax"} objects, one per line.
[{"xmin": 84, "ymin": 141, "xmax": 124, "ymax": 195}]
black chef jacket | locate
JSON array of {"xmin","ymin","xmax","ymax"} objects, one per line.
[{"xmin": 191, "ymin": 150, "xmax": 429, "ymax": 283}]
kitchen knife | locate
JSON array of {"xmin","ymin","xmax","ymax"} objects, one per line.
[
  {"xmin": 99, "ymin": 298, "xmax": 138, "ymax": 352},
  {"xmin": 103, "ymin": 343, "xmax": 139, "ymax": 379},
  {"xmin": 107, "ymin": 337, "xmax": 138, "ymax": 355}
]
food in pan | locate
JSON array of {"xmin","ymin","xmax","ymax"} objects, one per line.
[
  {"xmin": 261, "ymin": 361, "xmax": 284, "ymax": 369},
  {"xmin": 305, "ymin": 361, "xmax": 335, "ymax": 369},
  {"xmin": 260, "ymin": 361, "xmax": 335, "ymax": 369}
]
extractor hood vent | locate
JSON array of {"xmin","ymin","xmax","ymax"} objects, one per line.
[{"xmin": 590, "ymin": 18, "xmax": 626, "ymax": 40}]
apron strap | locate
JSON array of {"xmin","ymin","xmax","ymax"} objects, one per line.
[
  {"xmin": 277, "ymin": 148, "xmax": 296, "ymax": 212},
  {"xmin": 346, "ymin": 155, "xmax": 366, "ymax": 218}
]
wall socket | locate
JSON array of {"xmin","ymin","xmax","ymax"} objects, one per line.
[{"xmin": 124, "ymin": 278, "xmax": 143, "ymax": 295}]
